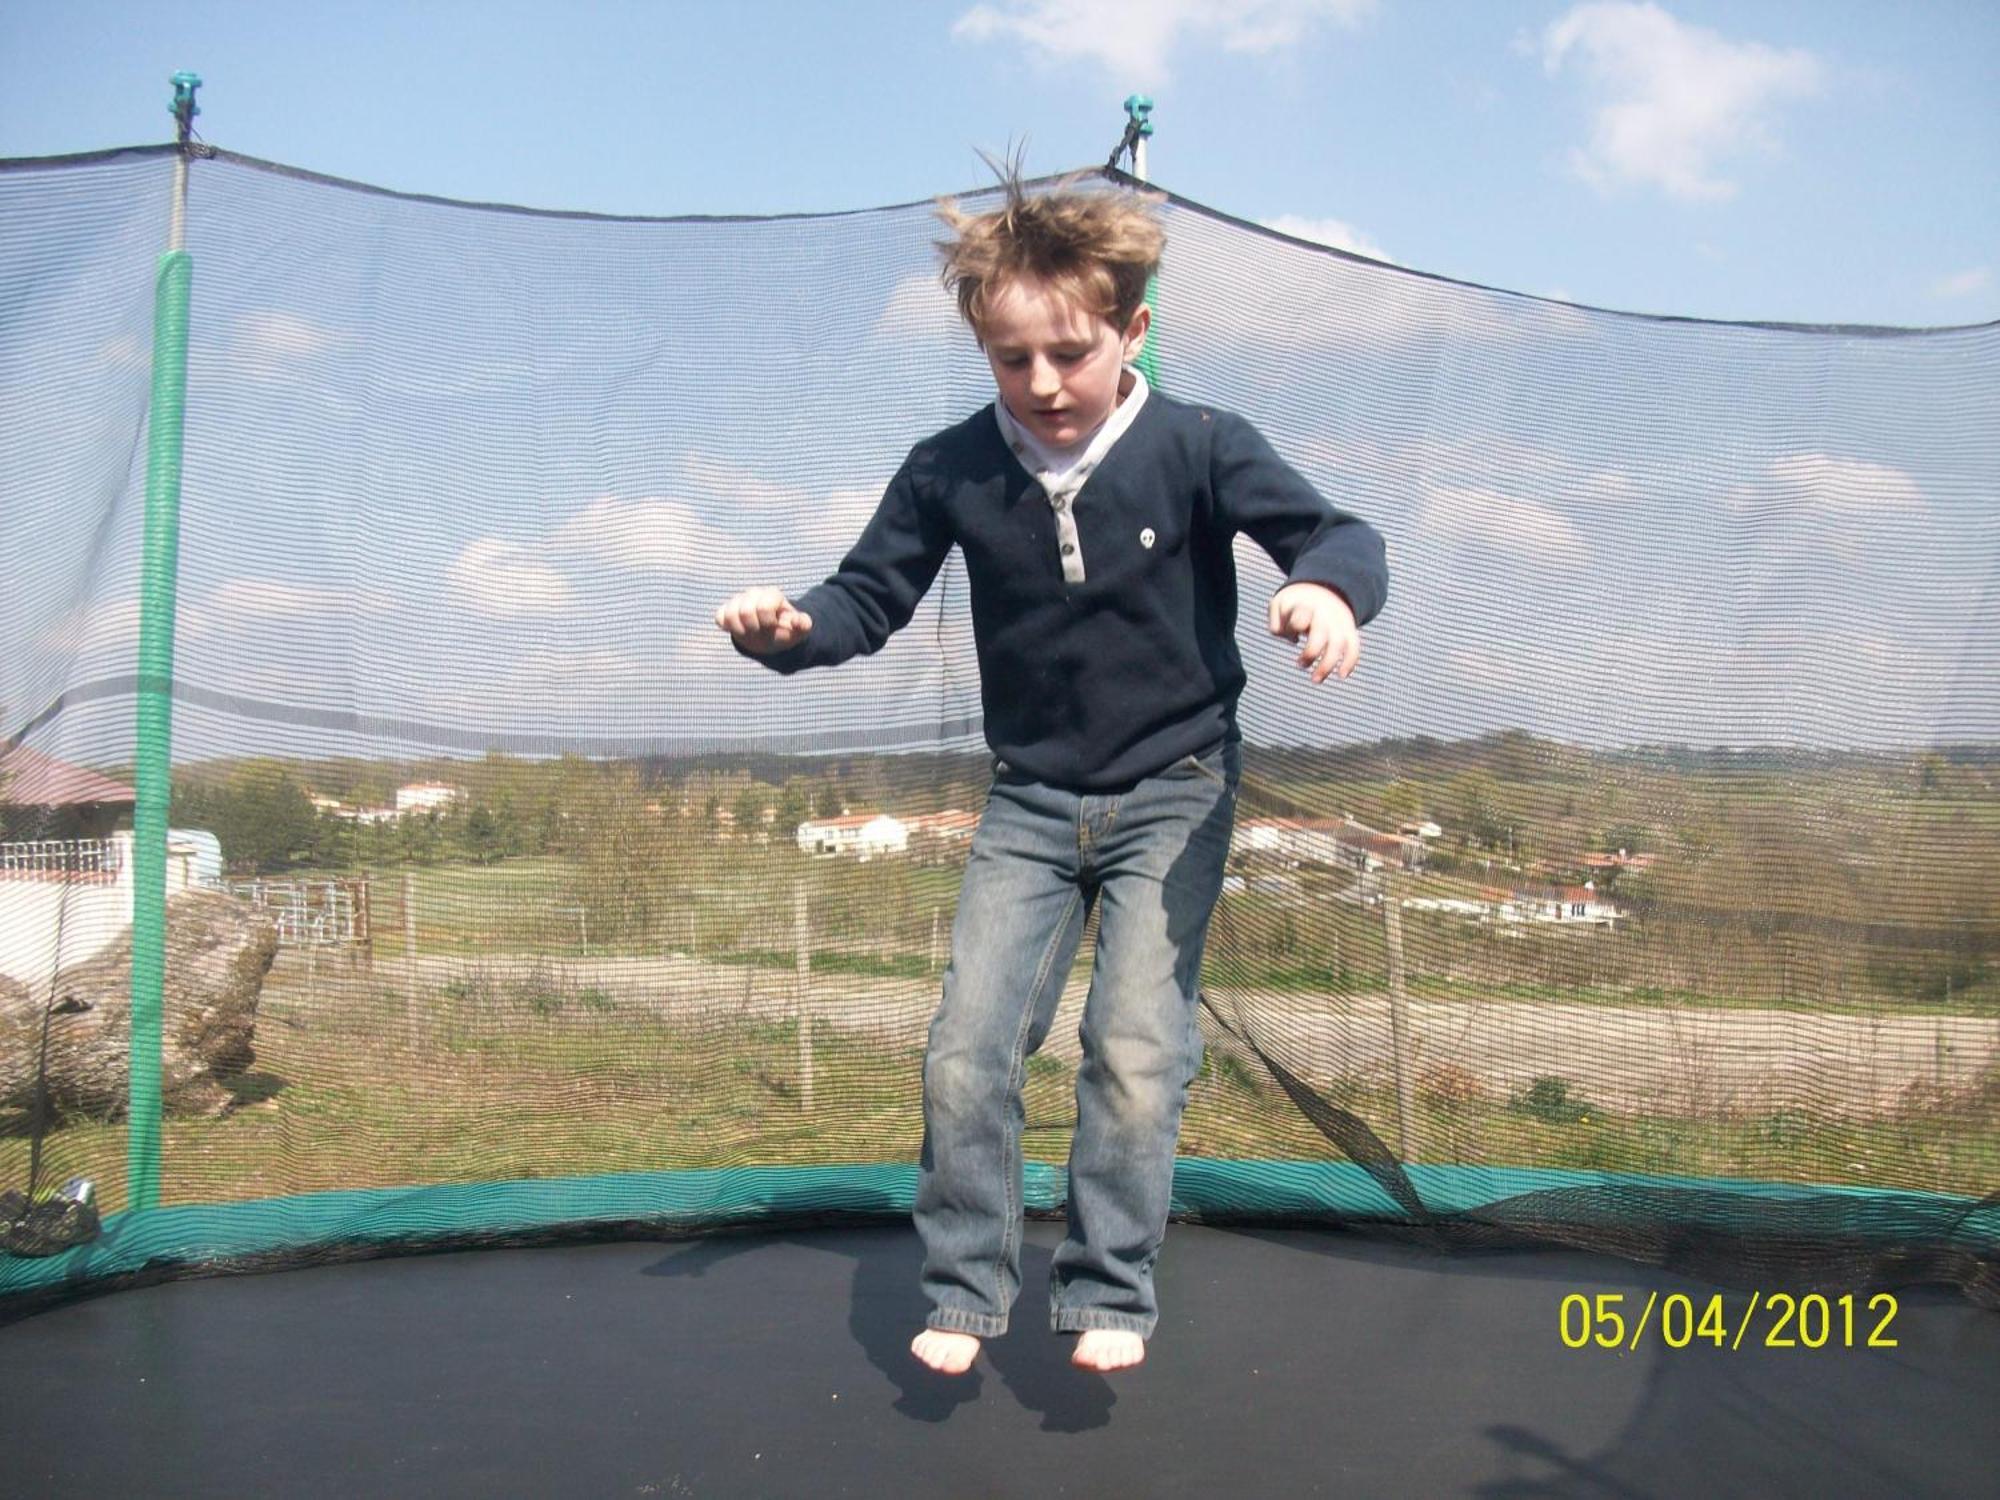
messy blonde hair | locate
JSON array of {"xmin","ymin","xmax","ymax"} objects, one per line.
[{"xmin": 936, "ymin": 157, "xmax": 1164, "ymax": 339}]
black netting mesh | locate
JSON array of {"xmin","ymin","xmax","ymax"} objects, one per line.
[{"xmin": 2, "ymin": 146, "xmax": 1995, "ymax": 1312}]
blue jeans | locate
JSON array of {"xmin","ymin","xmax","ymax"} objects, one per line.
[{"xmin": 916, "ymin": 737, "xmax": 1240, "ymax": 1339}]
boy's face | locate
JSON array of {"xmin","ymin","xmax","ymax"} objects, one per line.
[{"xmin": 979, "ymin": 274, "xmax": 1150, "ymax": 449}]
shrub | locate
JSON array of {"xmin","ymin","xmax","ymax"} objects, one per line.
[
  {"xmin": 1419, "ymin": 1063, "xmax": 1484, "ymax": 1109},
  {"xmin": 1513, "ymin": 1075, "xmax": 1592, "ymax": 1125}
]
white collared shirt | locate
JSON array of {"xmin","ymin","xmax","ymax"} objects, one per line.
[{"xmin": 993, "ymin": 366, "xmax": 1150, "ymax": 584}]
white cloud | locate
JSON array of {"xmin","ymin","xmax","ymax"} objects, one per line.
[
  {"xmin": 1160, "ymin": 250, "xmax": 1600, "ymax": 361},
  {"xmin": 1283, "ymin": 430, "xmax": 1640, "ymax": 519},
  {"xmin": 1931, "ymin": 267, "xmax": 1991, "ymax": 300},
  {"xmin": 1414, "ymin": 484, "xmax": 1588, "ymax": 562},
  {"xmin": 1540, "ymin": 2, "xmax": 1823, "ymax": 202},
  {"xmin": 1758, "ymin": 453, "xmax": 1927, "ymax": 515},
  {"xmin": 1715, "ymin": 453, "xmax": 1933, "ymax": 578},
  {"xmin": 228, "ymin": 310, "xmax": 357, "ymax": 384},
  {"xmin": 954, "ymin": 0, "xmax": 1376, "ymax": 83},
  {"xmin": 1261, "ymin": 215, "xmax": 1394, "ymax": 265},
  {"xmin": 236, "ymin": 311, "xmax": 353, "ymax": 360},
  {"xmin": 659, "ymin": 454, "xmax": 884, "ymax": 560},
  {"xmin": 446, "ymin": 538, "xmax": 574, "ymax": 619},
  {"xmin": 871, "ymin": 274, "xmax": 963, "ymax": 343},
  {"xmin": 425, "ymin": 456, "xmax": 889, "ymax": 649},
  {"xmin": 550, "ymin": 495, "xmax": 759, "ymax": 580}
]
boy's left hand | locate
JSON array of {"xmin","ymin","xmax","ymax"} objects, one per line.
[{"xmin": 1268, "ymin": 583, "xmax": 1360, "ymax": 683}]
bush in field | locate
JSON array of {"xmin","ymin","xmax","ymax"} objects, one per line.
[
  {"xmin": 514, "ymin": 962, "xmax": 565, "ymax": 1017},
  {"xmin": 1419, "ymin": 1063, "xmax": 1484, "ymax": 1109},
  {"xmin": 1513, "ymin": 1075, "xmax": 1592, "ymax": 1125},
  {"xmin": 1199, "ymin": 1050, "xmax": 1262, "ymax": 1096}
]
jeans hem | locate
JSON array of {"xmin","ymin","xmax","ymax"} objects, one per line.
[
  {"xmin": 928, "ymin": 1308, "xmax": 1009, "ymax": 1337},
  {"xmin": 1051, "ymin": 1308, "xmax": 1156, "ymax": 1338}
]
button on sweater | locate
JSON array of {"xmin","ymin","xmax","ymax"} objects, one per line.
[{"xmin": 744, "ymin": 389, "xmax": 1389, "ymax": 789}]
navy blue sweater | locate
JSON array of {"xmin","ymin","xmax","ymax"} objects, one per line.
[{"xmin": 747, "ymin": 390, "xmax": 1389, "ymax": 789}]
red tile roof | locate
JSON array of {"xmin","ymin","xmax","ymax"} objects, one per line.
[{"xmin": 0, "ymin": 745, "xmax": 136, "ymax": 806}]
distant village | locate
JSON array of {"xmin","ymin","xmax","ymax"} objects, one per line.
[
  {"xmin": 774, "ymin": 805, "xmax": 1642, "ymax": 932},
  {"xmin": 3, "ymin": 740, "xmax": 1649, "ymax": 977},
  {"xmin": 265, "ymin": 771, "xmax": 1648, "ymax": 933}
]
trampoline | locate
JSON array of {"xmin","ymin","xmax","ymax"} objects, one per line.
[
  {"xmin": 5, "ymin": 1221, "xmax": 1998, "ymax": 1498},
  {"xmin": 3, "ymin": 111, "xmax": 1998, "ymax": 1500}
]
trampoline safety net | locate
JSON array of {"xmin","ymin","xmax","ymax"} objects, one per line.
[{"xmin": 1, "ymin": 145, "xmax": 1995, "ymax": 1314}]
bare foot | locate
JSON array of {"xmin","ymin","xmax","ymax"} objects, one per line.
[
  {"xmin": 1071, "ymin": 1329, "xmax": 1145, "ymax": 1372},
  {"xmin": 911, "ymin": 1329, "xmax": 981, "ymax": 1374}
]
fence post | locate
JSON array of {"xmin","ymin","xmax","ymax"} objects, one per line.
[
  {"xmin": 1383, "ymin": 871, "xmax": 1417, "ymax": 1158},
  {"xmin": 402, "ymin": 870, "xmax": 418, "ymax": 1045},
  {"xmin": 359, "ymin": 873, "xmax": 374, "ymax": 973},
  {"xmin": 795, "ymin": 881, "xmax": 813, "ymax": 1113}
]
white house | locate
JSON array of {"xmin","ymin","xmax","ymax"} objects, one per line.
[
  {"xmin": 320, "ymin": 798, "xmax": 399, "ymax": 825},
  {"xmin": 395, "ymin": 783, "xmax": 462, "ymax": 815},
  {"xmin": 1501, "ymin": 883, "xmax": 1624, "ymax": 929},
  {"xmin": 1232, "ymin": 817, "xmax": 1425, "ymax": 873},
  {"xmin": 320, "ymin": 782, "xmax": 462, "ymax": 825},
  {"xmin": 1403, "ymin": 882, "xmax": 1625, "ymax": 931},
  {"xmin": 1401, "ymin": 895, "xmax": 1493, "ymax": 919},
  {"xmin": 796, "ymin": 813, "xmax": 909, "ymax": 860}
]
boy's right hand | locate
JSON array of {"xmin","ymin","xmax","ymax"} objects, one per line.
[{"xmin": 714, "ymin": 586, "xmax": 814, "ymax": 655}]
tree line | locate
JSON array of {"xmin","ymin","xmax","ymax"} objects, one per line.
[{"xmin": 152, "ymin": 733, "xmax": 1998, "ymax": 1011}]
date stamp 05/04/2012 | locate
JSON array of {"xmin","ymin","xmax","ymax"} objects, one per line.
[{"xmin": 1558, "ymin": 1291, "xmax": 1901, "ymax": 1352}]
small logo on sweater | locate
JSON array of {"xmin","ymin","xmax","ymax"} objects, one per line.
[{"xmin": 1139, "ymin": 528, "xmax": 1156, "ymax": 549}]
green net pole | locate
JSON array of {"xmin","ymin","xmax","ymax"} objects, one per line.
[
  {"xmin": 129, "ymin": 79, "xmax": 199, "ymax": 1211},
  {"xmin": 1135, "ymin": 275, "xmax": 1161, "ymax": 389},
  {"xmin": 129, "ymin": 247, "xmax": 191, "ymax": 1211}
]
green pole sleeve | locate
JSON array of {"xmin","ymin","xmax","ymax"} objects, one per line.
[
  {"xmin": 1135, "ymin": 273, "xmax": 1161, "ymax": 389},
  {"xmin": 129, "ymin": 247, "xmax": 192, "ymax": 1211}
]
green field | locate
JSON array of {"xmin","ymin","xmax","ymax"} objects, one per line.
[
  {"xmin": 5, "ymin": 951, "xmax": 1993, "ymax": 1219},
  {"xmin": 352, "ymin": 852, "xmax": 2000, "ymax": 1019}
]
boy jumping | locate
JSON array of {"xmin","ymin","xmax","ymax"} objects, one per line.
[{"xmin": 716, "ymin": 171, "xmax": 1388, "ymax": 1375}]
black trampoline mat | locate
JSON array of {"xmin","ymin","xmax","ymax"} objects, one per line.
[{"xmin": 3, "ymin": 1221, "xmax": 1996, "ymax": 1499}]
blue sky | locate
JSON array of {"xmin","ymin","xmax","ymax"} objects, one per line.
[
  {"xmin": 2, "ymin": 0, "xmax": 1995, "ymax": 328},
  {"xmin": 1, "ymin": 2, "xmax": 1995, "ymax": 768}
]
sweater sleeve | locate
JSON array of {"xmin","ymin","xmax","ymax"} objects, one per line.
[
  {"xmin": 1209, "ymin": 410, "xmax": 1389, "ymax": 627},
  {"xmin": 737, "ymin": 454, "xmax": 955, "ymax": 675}
]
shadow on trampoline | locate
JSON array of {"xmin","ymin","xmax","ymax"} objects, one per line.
[{"xmin": 640, "ymin": 1222, "xmax": 1120, "ymax": 1432}]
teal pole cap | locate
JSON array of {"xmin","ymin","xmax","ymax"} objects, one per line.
[
  {"xmin": 170, "ymin": 71, "xmax": 202, "ymax": 123},
  {"xmin": 1123, "ymin": 94, "xmax": 1154, "ymax": 135}
]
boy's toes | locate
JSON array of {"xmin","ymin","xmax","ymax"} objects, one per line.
[
  {"xmin": 1071, "ymin": 1330, "xmax": 1146, "ymax": 1372},
  {"xmin": 911, "ymin": 1329, "xmax": 981, "ymax": 1374}
]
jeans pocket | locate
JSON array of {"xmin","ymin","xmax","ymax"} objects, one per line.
[{"xmin": 1174, "ymin": 752, "xmax": 1228, "ymax": 789}]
